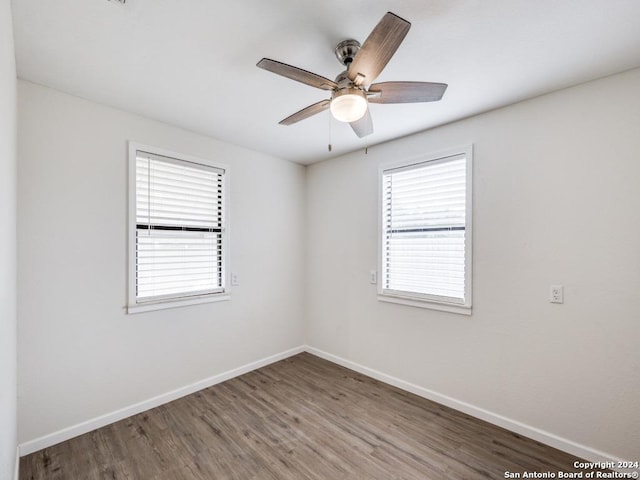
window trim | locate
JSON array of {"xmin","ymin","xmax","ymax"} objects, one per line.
[
  {"xmin": 377, "ymin": 145, "xmax": 473, "ymax": 315},
  {"xmin": 127, "ymin": 142, "xmax": 230, "ymax": 314}
]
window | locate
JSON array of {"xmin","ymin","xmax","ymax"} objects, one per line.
[
  {"xmin": 379, "ymin": 147, "xmax": 472, "ymax": 314},
  {"xmin": 128, "ymin": 143, "xmax": 228, "ymax": 313}
]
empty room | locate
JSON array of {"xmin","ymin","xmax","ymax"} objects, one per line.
[{"xmin": 1, "ymin": 0, "xmax": 639, "ymax": 479}]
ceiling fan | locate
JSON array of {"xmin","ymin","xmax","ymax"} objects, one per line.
[{"xmin": 257, "ymin": 12, "xmax": 447, "ymax": 138}]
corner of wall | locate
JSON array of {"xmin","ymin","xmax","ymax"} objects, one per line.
[
  {"xmin": 0, "ymin": 0, "xmax": 18, "ymax": 474},
  {"xmin": 301, "ymin": 162, "xmax": 311, "ymax": 345}
]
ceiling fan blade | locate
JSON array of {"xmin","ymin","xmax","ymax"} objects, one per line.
[
  {"xmin": 257, "ymin": 58, "xmax": 337, "ymax": 91},
  {"xmin": 368, "ymin": 81, "xmax": 448, "ymax": 103},
  {"xmin": 350, "ymin": 107, "xmax": 373, "ymax": 138},
  {"xmin": 279, "ymin": 99, "xmax": 331, "ymax": 125},
  {"xmin": 347, "ymin": 12, "xmax": 411, "ymax": 87}
]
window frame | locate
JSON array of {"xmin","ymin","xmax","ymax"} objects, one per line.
[
  {"xmin": 377, "ymin": 145, "xmax": 473, "ymax": 315},
  {"xmin": 127, "ymin": 142, "xmax": 230, "ymax": 314}
]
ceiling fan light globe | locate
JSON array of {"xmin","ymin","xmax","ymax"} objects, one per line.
[{"xmin": 330, "ymin": 91, "xmax": 367, "ymax": 123}]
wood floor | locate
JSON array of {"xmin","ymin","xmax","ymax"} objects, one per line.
[{"xmin": 21, "ymin": 353, "xmax": 592, "ymax": 479}]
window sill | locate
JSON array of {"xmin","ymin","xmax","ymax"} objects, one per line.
[
  {"xmin": 378, "ymin": 293, "xmax": 472, "ymax": 315},
  {"xmin": 127, "ymin": 293, "xmax": 230, "ymax": 314}
]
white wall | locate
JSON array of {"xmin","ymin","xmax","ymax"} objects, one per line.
[
  {"xmin": 0, "ymin": 0, "xmax": 17, "ymax": 478},
  {"xmin": 17, "ymin": 80, "xmax": 306, "ymax": 445},
  {"xmin": 14, "ymin": 63, "xmax": 640, "ymax": 464},
  {"xmin": 306, "ymin": 68, "xmax": 640, "ymax": 461}
]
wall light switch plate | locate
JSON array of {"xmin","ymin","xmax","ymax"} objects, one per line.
[
  {"xmin": 369, "ymin": 270, "xmax": 377, "ymax": 284},
  {"xmin": 550, "ymin": 284, "xmax": 564, "ymax": 304}
]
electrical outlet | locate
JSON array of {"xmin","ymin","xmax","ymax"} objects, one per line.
[
  {"xmin": 231, "ymin": 273, "xmax": 239, "ymax": 286},
  {"xmin": 550, "ymin": 285, "xmax": 564, "ymax": 304},
  {"xmin": 369, "ymin": 270, "xmax": 377, "ymax": 284}
]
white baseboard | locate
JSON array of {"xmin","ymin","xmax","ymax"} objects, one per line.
[
  {"xmin": 304, "ymin": 346, "xmax": 625, "ymax": 468},
  {"xmin": 19, "ymin": 345, "xmax": 305, "ymax": 456}
]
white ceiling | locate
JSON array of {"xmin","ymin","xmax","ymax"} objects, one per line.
[{"xmin": 11, "ymin": 0, "xmax": 640, "ymax": 164}]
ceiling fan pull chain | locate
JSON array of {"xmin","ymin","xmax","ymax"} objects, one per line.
[{"xmin": 328, "ymin": 112, "xmax": 333, "ymax": 152}]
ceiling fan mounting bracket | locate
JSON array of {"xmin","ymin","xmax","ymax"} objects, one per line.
[{"xmin": 334, "ymin": 39, "xmax": 361, "ymax": 66}]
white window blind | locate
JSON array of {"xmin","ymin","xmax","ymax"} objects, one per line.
[
  {"xmin": 382, "ymin": 154, "xmax": 469, "ymax": 305},
  {"xmin": 135, "ymin": 151, "xmax": 225, "ymax": 303}
]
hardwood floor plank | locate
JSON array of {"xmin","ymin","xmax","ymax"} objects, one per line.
[{"xmin": 20, "ymin": 353, "xmax": 601, "ymax": 479}]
